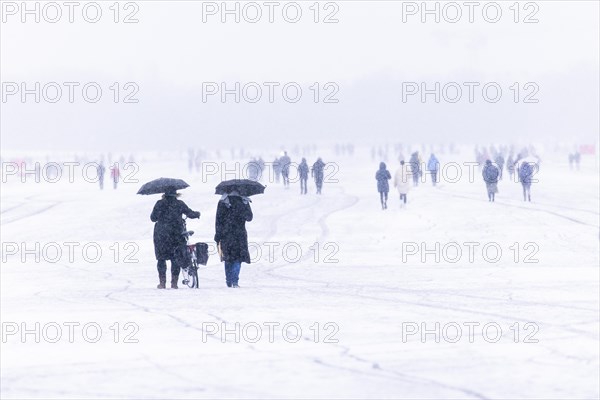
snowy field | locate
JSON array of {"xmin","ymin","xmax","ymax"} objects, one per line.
[{"xmin": 1, "ymin": 148, "xmax": 599, "ymax": 399}]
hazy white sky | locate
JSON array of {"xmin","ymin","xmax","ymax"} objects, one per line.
[{"xmin": 1, "ymin": 1, "xmax": 599, "ymax": 150}]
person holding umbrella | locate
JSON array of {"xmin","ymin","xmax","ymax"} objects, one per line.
[
  {"xmin": 139, "ymin": 178, "xmax": 201, "ymax": 289},
  {"xmin": 214, "ymin": 179, "xmax": 265, "ymax": 288}
]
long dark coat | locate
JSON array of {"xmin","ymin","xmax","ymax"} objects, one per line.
[
  {"xmin": 298, "ymin": 161, "xmax": 309, "ymax": 179},
  {"xmin": 375, "ymin": 162, "xmax": 391, "ymax": 193},
  {"xmin": 151, "ymin": 197, "xmax": 200, "ymax": 260},
  {"xmin": 214, "ymin": 196, "xmax": 253, "ymax": 264},
  {"xmin": 312, "ymin": 160, "xmax": 325, "ymax": 183}
]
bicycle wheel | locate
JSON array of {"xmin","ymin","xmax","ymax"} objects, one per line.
[
  {"xmin": 190, "ymin": 261, "xmax": 198, "ymax": 289},
  {"xmin": 188, "ymin": 267, "xmax": 198, "ymax": 289},
  {"xmin": 181, "ymin": 267, "xmax": 190, "ymax": 286}
]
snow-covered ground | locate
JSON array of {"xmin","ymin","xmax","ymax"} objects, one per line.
[{"xmin": 1, "ymin": 148, "xmax": 599, "ymax": 399}]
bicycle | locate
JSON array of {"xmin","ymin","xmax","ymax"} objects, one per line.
[{"xmin": 178, "ymin": 216, "xmax": 209, "ymax": 289}]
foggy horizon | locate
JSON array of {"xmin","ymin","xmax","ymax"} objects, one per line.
[{"xmin": 2, "ymin": 1, "xmax": 598, "ymax": 151}]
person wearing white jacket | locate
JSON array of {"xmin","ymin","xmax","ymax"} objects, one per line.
[{"xmin": 394, "ymin": 160, "xmax": 412, "ymax": 206}]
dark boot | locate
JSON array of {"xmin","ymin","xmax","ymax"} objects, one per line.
[
  {"xmin": 171, "ymin": 273, "xmax": 179, "ymax": 289},
  {"xmin": 157, "ymin": 271, "xmax": 166, "ymax": 289}
]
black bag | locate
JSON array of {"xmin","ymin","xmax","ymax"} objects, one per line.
[{"xmin": 194, "ymin": 243, "xmax": 209, "ymax": 266}]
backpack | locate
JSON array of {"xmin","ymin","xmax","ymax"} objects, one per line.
[
  {"xmin": 195, "ymin": 243, "xmax": 209, "ymax": 266},
  {"xmin": 483, "ymin": 165, "xmax": 499, "ymax": 183},
  {"xmin": 519, "ymin": 162, "xmax": 534, "ymax": 182}
]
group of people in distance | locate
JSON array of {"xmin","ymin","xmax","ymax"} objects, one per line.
[
  {"xmin": 375, "ymin": 150, "xmax": 539, "ymax": 209},
  {"xmin": 375, "ymin": 151, "xmax": 441, "ymax": 210},
  {"xmin": 482, "ymin": 156, "xmax": 536, "ymax": 202},
  {"xmin": 269, "ymin": 152, "xmax": 327, "ymax": 195},
  {"xmin": 375, "ymin": 158, "xmax": 416, "ymax": 210}
]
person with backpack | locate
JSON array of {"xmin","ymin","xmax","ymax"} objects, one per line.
[
  {"xmin": 518, "ymin": 160, "xmax": 536, "ymax": 202},
  {"xmin": 482, "ymin": 160, "xmax": 499, "ymax": 202},
  {"xmin": 312, "ymin": 158, "xmax": 326, "ymax": 194},
  {"xmin": 375, "ymin": 162, "xmax": 392, "ymax": 210},
  {"xmin": 298, "ymin": 158, "xmax": 309, "ymax": 195}
]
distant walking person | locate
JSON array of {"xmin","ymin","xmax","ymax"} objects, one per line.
[
  {"xmin": 507, "ymin": 154, "xmax": 515, "ymax": 180},
  {"xmin": 518, "ymin": 160, "xmax": 536, "ymax": 202},
  {"xmin": 394, "ymin": 160, "xmax": 411, "ymax": 207},
  {"xmin": 280, "ymin": 151, "xmax": 291, "ymax": 188},
  {"xmin": 573, "ymin": 151, "xmax": 581, "ymax": 170},
  {"xmin": 495, "ymin": 153, "xmax": 505, "ymax": 180},
  {"xmin": 409, "ymin": 152, "xmax": 421, "ymax": 186},
  {"xmin": 298, "ymin": 158, "xmax": 309, "ymax": 195},
  {"xmin": 214, "ymin": 191, "xmax": 253, "ymax": 288},
  {"xmin": 272, "ymin": 157, "xmax": 281, "ymax": 183},
  {"xmin": 312, "ymin": 157, "xmax": 326, "ymax": 194},
  {"xmin": 110, "ymin": 163, "xmax": 120, "ymax": 189},
  {"xmin": 97, "ymin": 162, "xmax": 106, "ymax": 190},
  {"xmin": 427, "ymin": 154, "xmax": 440, "ymax": 186},
  {"xmin": 376, "ymin": 162, "xmax": 392, "ymax": 210},
  {"xmin": 151, "ymin": 190, "xmax": 200, "ymax": 289},
  {"xmin": 482, "ymin": 160, "xmax": 499, "ymax": 202}
]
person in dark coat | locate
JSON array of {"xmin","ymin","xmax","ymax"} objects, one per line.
[
  {"xmin": 518, "ymin": 160, "xmax": 536, "ymax": 202},
  {"xmin": 214, "ymin": 191, "xmax": 253, "ymax": 288},
  {"xmin": 375, "ymin": 162, "xmax": 391, "ymax": 210},
  {"xmin": 312, "ymin": 158, "xmax": 326, "ymax": 194},
  {"xmin": 97, "ymin": 162, "xmax": 106, "ymax": 190},
  {"xmin": 409, "ymin": 152, "xmax": 421, "ymax": 186},
  {"xmin": 482, "ymin": 160, "xmax": 499, "ymax": 202},
  {"xmin": 298, "ymin": 158, "xmax": 309, "ymax": 195},
  {"xmin": 150, "ymin": 190, "xmax": 200, "ymax": 289}
]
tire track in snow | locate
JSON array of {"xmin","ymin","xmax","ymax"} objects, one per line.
[
  {"xmin": 438, "ymin": 188, "xmax": 598, "ymax": 228},
  {"xmin": 249, "ymin": 182, "xmax": 597, "ymax": 391},
  {"xmin": 251, "ymin": 186, "xmax": 490, "ymax": 399},
  {"xmin": 1, "ymin": 194, "xmax": 61, "ymax": 225},
  {"xmin": 42, "ymin": 263, "xmax": 227, "ymax": 344}
]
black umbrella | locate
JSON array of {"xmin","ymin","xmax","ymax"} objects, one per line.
[
  {"xmin": 137, "ymin": 177, "xmax": 190, "ymax": 195},
  {"xmin": 215, "ymin": 179, "xmax": 266, "ymax": 197}
]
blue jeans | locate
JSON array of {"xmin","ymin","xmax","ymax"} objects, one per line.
[{"xmin": 224, "ymin": 261, "xmax": 241, "ymax": 286}]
